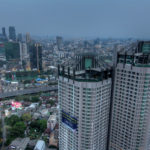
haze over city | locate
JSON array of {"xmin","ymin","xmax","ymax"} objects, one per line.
[
  {"xmin": 1, "ymin": 1, "xmax": 150, "ymax": 150},
  {"xmin": 0, "ymin": 0, "xmax": 150, "ymax": 38}
]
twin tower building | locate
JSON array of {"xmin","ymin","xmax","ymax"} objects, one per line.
[{"xmin": 58, "ymin": 41, "xmax": 150, "ymax": 150}]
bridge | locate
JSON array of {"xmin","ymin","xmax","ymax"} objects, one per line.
[{"xmin": 0, "ymin": 86, "xmax": 58, "ymax": 98}]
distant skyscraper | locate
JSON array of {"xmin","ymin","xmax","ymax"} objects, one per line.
[
  {"xmin": 9, "ymin": 26, "xmax": 16, "ymax": 41},
  {"xmin": 5, "ymin": 42, "xmax": 20, "ymax": 61},
  {"xmin": 19, "ymin": 42, "xmax": 28, "ymax": 66},
  {"xmin": 58, "ymin": 53, "xmax": 112, "ymax": 150},
  {"xmin": 56, "ymin": 36, "xmax": 63, "ymax": 49},
  {"xmin": 2, "ymin": 27, "xmax": 6, "ymax": 36},
  {"xmin": 17, "ymin": 33, "xmax": 23, "ymax": 42},
  {"xmin": 109, "ymin": 41, "xmax": 150, "ymax": 150},
  {"xmin": 26, "ymin": 32, "xmax": 31, "ymax": 43},
  {"xmin": 29, "ymin": 43, "xmax": 42, "ymax": 71},
  {"xmin": 0, "ymin": 27, "xmax": 7, "ymax": 42}
]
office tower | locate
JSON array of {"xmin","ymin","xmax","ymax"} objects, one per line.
[
  {"xmin": 109, "ymin": 41, "xmax": 150, "ymax": 150},
  {"xmin": 5, "ymin": 42, "xmax": 20, "ymax": 61},
  {"xmin": 2, "ymin": 27, "xmax": 6, "ymax": 36},
  {"xmin": 17, "ymin": 33, "xmax": 23, "ymax": 42},
  {"xmin": 26, "ymin": 32, "xmax": 31, "ymax": 43},
  {"xmin": 9, "ymin": 26, "xmax": 16, "ymax": 41},
  {"xmin": 58, "ymin": 53, "xmax": 112, "ymax": 150},
  {"xmin": 19, "ymin": 42, "xmax": 28, "ymax": 66},
  {"xmin": 29, "ymin": 43, "xmax": 42, "ymax": 71},
  {"xmin": 0, "ymin": 27, "xmax": 7, "ymax": 42},
  {"xmin": 56, "ymin": 36, "xmax": 63, "ymax": 49}
]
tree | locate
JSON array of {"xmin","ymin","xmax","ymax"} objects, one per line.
[
  {"xmin": 23, "ymin": 96, "xmax": 29, "ymax": 101},
  {"xmin": 38, "ymin": 120, "xmax": 47, "ymax": 132},
  {"xmin": 40, "ymin": 75, "xmax": 46, "ymax": 79},
  {"xmin": 49, "ymin": 100, "xmax": 55, "ymax": 106},
  {"xmin": 31, "ymin": 96, "xmax": 40, "ymax": 102},
  {"xmin": 30, "ymin": 119, "xmax": 47, "ymax": 133},
  {"xmin": 23, "ymin": 80, "xmax": 31, "ymax": 84},
  {"xmin": 5, "ymin": 115, "xmax": 20, "ymax": 126},
  {"xmin": 10, "ymin": 121, "xmax": 26, "ymax": 138},
  {"xmin": 21, "ymin": 113, "xmax": 32, "ymax": 122}
]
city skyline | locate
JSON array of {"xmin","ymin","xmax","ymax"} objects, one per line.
[{"xmin": 0, "ymin": 0, "xmax": 150, "ymax": 38}]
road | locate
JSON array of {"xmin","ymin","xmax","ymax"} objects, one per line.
[{"xmin": 0, "ymin": 86, "xmax": 58, "ymax": 99}]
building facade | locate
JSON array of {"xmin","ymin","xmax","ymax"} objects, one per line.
[
  {"xmin": 9, "ymin": 26, "xmax": 16, "ymax": 41},
  {"xmin": 29, "ymin": 43, "xmax": 42, "ymax": 71},
  {"xmin": 109, "ymin": 41, "xmax": 150, "ymax": 150},
  {"xmin": 58, "ymin": 54, "xmax": 112, "ymax": 150},
  {"xmin": 2, "ymin": 27, "xmax": 6, "ymax": 37}
]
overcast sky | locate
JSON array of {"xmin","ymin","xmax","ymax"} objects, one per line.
[{"xmin": 0, "ymin": 0, "xmax": 150, "ymax": 38}]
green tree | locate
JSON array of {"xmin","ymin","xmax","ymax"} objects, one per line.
[
  {"xmin": 49, "ymin": 100, "xmax": 55, "ymax": 106},
  {"xmin": 10, "ymin": 121, "xmax": 26, "ymax": 138},
  {"xmin": 5, "ymin": 115, "xmax": 20, "ymax": 126},
  {"xmin": 31, "ymin": 96, "xmax": 40, "ymax": 102},
  {"xmin": 38, "ymin": 119, "xmax": 47, "ymax": 132},
  {"xmin": 23, "ymin": 96, "xmax": 30, "ymax": 101},
  {"xmin": 21, "ymin": 113, "xmax": 32, "ymax": 122},
  {"xmin": 30, "ymin": 119, "xmax": 47, "ymax": 133}
]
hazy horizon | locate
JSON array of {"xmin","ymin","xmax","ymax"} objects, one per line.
[{"xmin": 0, "ymin": 0, "xmax": 150, "ymax": 39}]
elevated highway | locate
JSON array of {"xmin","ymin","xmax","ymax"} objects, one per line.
[{"xmin": 0, "ymin": 86, "xmax": 58, "ymax": 98}]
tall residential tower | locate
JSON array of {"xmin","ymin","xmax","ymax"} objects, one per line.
[
  {"xmin": 58, "ymin": 53, "xmax": 112, "ymax": 150},
  {"xmin": 109, "ymin": 41, "xmax": 150, "ymax": 150}
]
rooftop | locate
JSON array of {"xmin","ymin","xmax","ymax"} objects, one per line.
[
  {"xmin": 9, "ymin": 138, "xmax": 30, "ymax": 150},
  {"xmin": 58, "ymin": 53, "xmax": 112, "ymax": 82},
  {"xmin": 117, "ymin": 41, "xmax": 150, "ymax": 67}
]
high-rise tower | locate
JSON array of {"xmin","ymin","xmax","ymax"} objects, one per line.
[
  {"xmin": 26, "ymin": 32, "xmax": 31, "ymax": 43},
  {"xmin": 2, "ymin": 27, "xmax": 6, "ymax": 37},
  {"xmin": 17, "ymin": 33, "xmax": 23, "ymax": 42},
  {"xmin": 56, "ymin": 36, "xmax": 63, "ymax": 49},
  {"xmin": 9, "ymin": 26, "xmax": 16, "ymax": 41},
  {"xmin": 109, "ymin": 41, "xmax": 150, "ymax": 150},
  {"xmin": 58, "ymin": 53, "xmax": 112, "ymax": 150},
  {"xmin": 29, "ymin": 43, "xmax": 42, "ymax": 71}
]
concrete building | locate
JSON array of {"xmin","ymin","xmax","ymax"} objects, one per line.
[
  {"xmin": 47, "ymin": 114, "xmax": 57, "ymax": 130},
  {"xmin": 2, "ymin": 27, "xmax": 6, "ymax": 37},
  {"xmin": 26, "ymin": 32, "xmax": 31, "ymax": 43},
  {"xmin": 29, "ymin": 43, "xmax": 43, "ymax": 71},
  {"xmin": 109, "ymin": 41, "xmax": 150, "ymax": 150},
  {"xmin": 19, "ymin": 42, "xmax": 29, "ymax": 66},
  {"xmin": 34, "ymin": 140, "xmax": 46, "ymax": 150},
  {"xmin": 17, "ymin": 33, "xmax": 23, "ymax": 42},
  {"xmin": 9, "ymin": 26, "xmax": 16, "ymax": 41},
  {"xmin": 8, "ymin": 138, "xmax": 30, "ymax": 150},
  {"xmin": 56, "ymin": 36, "xmax": 63, "ymax": 49},
  {"xmin": 58, "ymin": 53, "xmax": 112, "ymax": 150}
]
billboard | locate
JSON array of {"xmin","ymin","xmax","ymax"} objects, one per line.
[{"xmin": 62, "ymin": 110, "xmax": 77, "ymax": 131}]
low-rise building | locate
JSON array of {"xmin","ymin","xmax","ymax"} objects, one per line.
[
  {"xmin": 8, "ymin": 138, "xmax": 30, "ymax": 150},
  {"xmin": 34, "ymin": 140, "xmax": 46, "ymax": 150},
  {"xmin": 47, "ymin": 114, "xmax": 57, "ymax": 131}
]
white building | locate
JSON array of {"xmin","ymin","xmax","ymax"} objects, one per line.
[
  {"xmin": 58, "ymin": 53, "xmax": 112, "ymax": 150},
  {"xmin": 47, "ymin": 114, "xmax": 57, "ymax": 130},
  {"xmin": 109, "ymin": 41, "xmax": 150, "ymax": 150}
]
